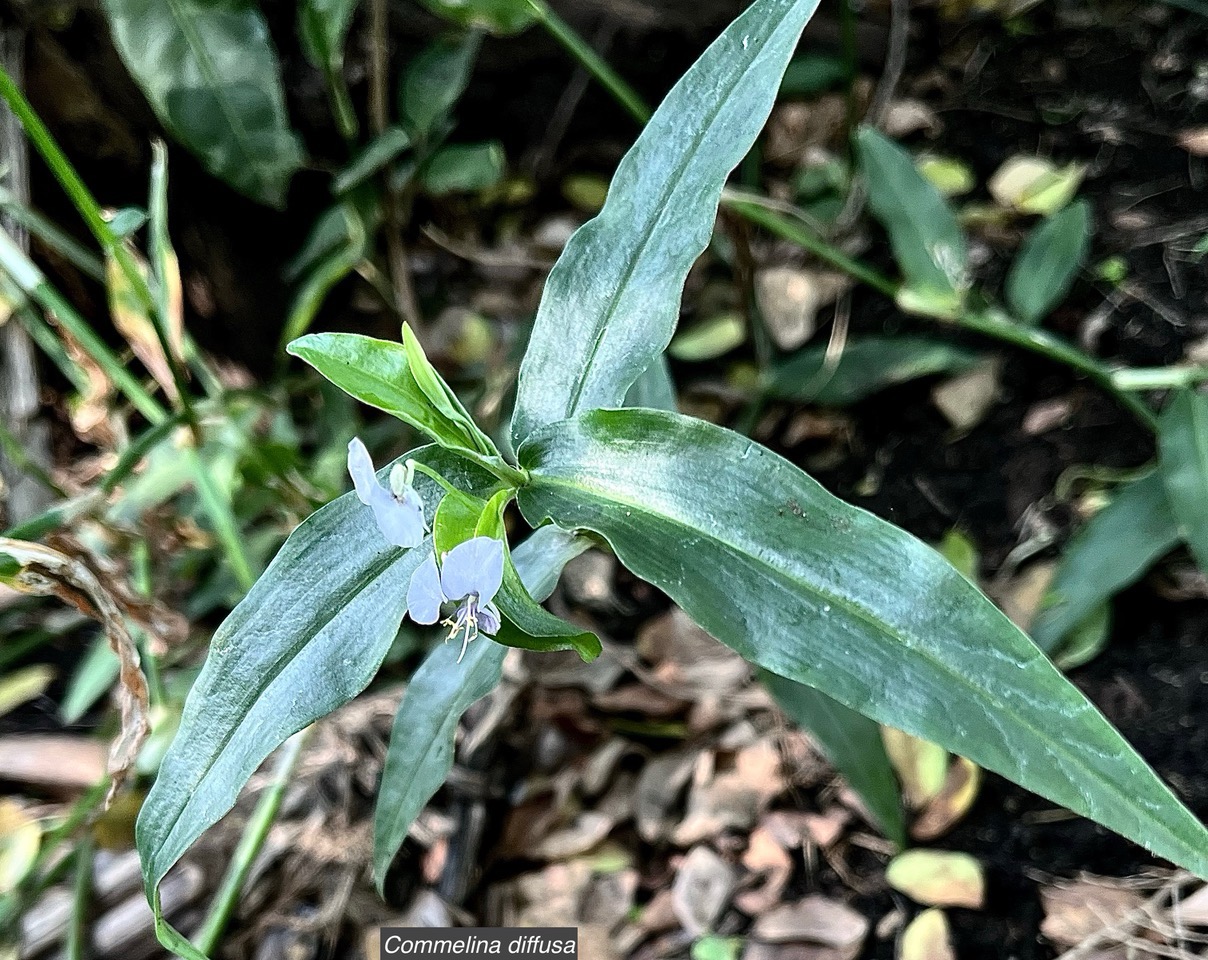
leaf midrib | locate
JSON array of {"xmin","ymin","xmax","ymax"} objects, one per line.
[
  {"xmin": 526, "ymin": 462, "xmax": 1203, "ymax": 864},
  {"xmin": 148, "ymin": 541, "xmax": 406, "ymax": 885}
]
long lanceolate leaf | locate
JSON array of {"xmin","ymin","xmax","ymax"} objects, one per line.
[
  {"xmin": 136, "ymin": 449, "xmax": 500, "ymax": 933},
  {"xmin": 510, "ymin": 0, "xmax": 821, "ymax": 444},
  {"xmin": 102, "ymin": 0, "xmax": 303, "ymax": 207},
  {"xmin": 517, "ymin": 409, "xmax": 1208, "ymax": 878}
]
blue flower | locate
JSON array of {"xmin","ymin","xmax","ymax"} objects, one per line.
[
  {"xmin": 407, "ymin": 536, "xmax": 504, "ymax": 661},
  {"xmin": 347, "ymin": 437, "xmax": 427, "ymax": 549}
]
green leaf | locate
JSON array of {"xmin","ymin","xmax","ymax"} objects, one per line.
[
  {"xmin": 761, "ymin": 670, "xmax": 905, "ymax": 845},
  {"xmin": 1052, "ymin": 603, "xmax": 1112, "ymax": 672},
  {"xmin": 1159, "ymin": 389, "xmax": 1208, "ymax": 574},
  {"xmin": 421, "ymin": 142, "xmax": 506, "ymax": 196},
  {"xmin": 399, "ymin": 33, "xmax": 481, "ymax": 139},
  {"xmin": 415, "ymin": 0, "xmax": 535, "ymax": 34},
  {"xmin": 624, "ymin": 355, "xmax": 678, "ymax": 413},
  {"xmin": 372, "ymin": 523, "xmax": 590, "ymax": 887},
  {"xmin": 136, "ymin": 447, "xmax": 498, "ymax": 925},
  {"xmin": 1006, "ymin": 201, "xmax": 1091, "ymax": 325},
  {"xmin": 510, "ymin": 0, "xmax": 823, "ymax": 445},
  {"xmin": 299, "ymin": 0, "xmax": 359, "ymax": 68},
  {"xmin": 669, "ymin": 313, "xmax": 746, "ymax": 362},
  {"xmin": 1031, "ymin": 472, "xmax": 1179, "ymax": 654},
  {"xmin": 477, "ymin": 491, "xmax": 602, "ymax": 661},
  {"xmin": 101, "ymin": 0, "xmax": 303, "ymax": 207},
  {"xmin": 516, "ymin": 409, "xmax": 1208, "ymax": 878},
  {"xmin": 765, "ymin": 336, "xmax": 980, "ymax": 406},
  {"xmin": 287, "ymin": 330, "xmax": 494, "ymax": 455},
  {"xmin": 61, "ymin": 634, "xmax": 121, "ymax": 724},
  {"xmin": 333, "ymin": 127, "xmax": 412, "ymax": 195},
  {"xmin": 856, "ymin": 127, "xmax": 968, "ymax": 305}
]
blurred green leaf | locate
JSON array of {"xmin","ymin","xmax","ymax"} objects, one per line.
[
  {"xmin": 1032, "ymin": 472, "xmax": 1179, "ymax": 654},
  {"xmin": 1052, "ymin": 603, "xmax": 1111, "ymax": 672},
  {"xmin": 102, "ymin": 0, "xmax": 303, "ymax": 207},
  {"xmin": 916, "ymin": 156, "xmax": 976, "ymax": 198},
  {"xmin": 938, "ymin": 529, "xmax": 978, "ymax": 581},
  {"xmin": 333, "ymin": 127, "xmax": 411, "ymax": 194},
  {"xmin": 765, "ymin": 336, "xmax": 980, "ymax": 406},
  {"xmin": 399, "ymin": 33, "xmax": 481, "ymax": 139},
  {"xmin": 518, "ymin": 409, "xmax": 1208, "ymax": 878},
  {"xmin": 1006, "ymin": 201, "xmax": 1091, "ymax": 324},
  {"xmin": 779, "ymin": 52, "xmax": 847, "ymax": 97},
  {"xmin": 1159, "ymin": 389, "xmax": 1208, "ymax": 574},
  {"xmin": 415, "ymin": 0, "xmax": 535, "ymax": 34},
  {"xmin": 299, "ymin": 0, "xmax": 359, "ymax": 71},
  {"xmin": 669, "ymin": 313, "xmax": 746, "ymax": 362},
  {"xmin": 763, "ymin": 670, "xmax": 905, "ymax": 844},
  {"xmin": 421, "ymin": 142, "xmax": 506, "ymax": 195},
  {"xmin": 62, "ymin": 634, "xmax": 121, "ymax": 724},
  {"xmin": 856, "ymin": 127, "xmax": 968, "ymax": 311},
  {"xmin": 0, "ymin": 664, "xmax": 54, "ymax": 719}
]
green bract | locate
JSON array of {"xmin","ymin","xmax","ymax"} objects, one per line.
[{"xmin": 135, "ymin": 0, "xmax": 1208, "ymax": 954}]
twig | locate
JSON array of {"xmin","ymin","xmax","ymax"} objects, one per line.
[
  {"xmin": 834, "ymin": 0, "xmax": 910, "ymax": 233},
  {"xmin": 368, "ymin": 0, "xmax": 421, "ymax": 328},
  {"xmin": 1055, "ymin": 872, "xmax": 1199, "ymax": 960}
]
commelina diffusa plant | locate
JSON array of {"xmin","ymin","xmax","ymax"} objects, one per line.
[{"xmin": 133, "ymin": 0, "xmax": 1208, "ymax": 954}]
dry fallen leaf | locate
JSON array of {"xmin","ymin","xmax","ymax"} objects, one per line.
[
  {"xmin": 898, "ymin": 908, "xmax": 954, "ymax": 960},
  {"xmin": 638, "ymin": 608, "xmax": 751, "ymax": 702},
  {"xmin": 754, "ymin": 266, "xmax": 850, "ymax": 351},
  {"xmin": 1176, "ymin": 126, "xmax": 1208, "ymax": 157},
  {"xmin": 535, "ymin": 812, "xmax": 614, "ymax": 861},
  {"xmin": 1039, "ymin": 878, "xmax": 1144, "ymax": 947},
  {"xmin": 911, "ymin": 757, "xmax": 981, "ymax": 841},
  {"xmin": 1169, "ymin": 883, "xmax": 1208, "ymax": 926},
  {"xmin": 636, "ymin": 749, "xmax": 697, "ymax": 843},
  {"xmin": 734, "ymin": 825, "xmax": 793, "ymax": 914},
  {"xmin": 886, "ymin": 850, "xmax": 986, "ymax": 909},
  {"xmin": 671, "ymin": 845, "xmax": 738, "ymax": 936},
  {"xmin": 931, "ymin": 359, "xmax": 1000, "ymax": 432},
  {"xmin": 673, "ymin": 740, "xmax": 784, "ymax": 845},
  {"xmin": 882, "ymin": 728, "xmax": 948, "ymax": 810},
  {"xmin": 988, "ymin": 157, "xmax": 1084, "ymax": 214},
  {"xmin": 0, "ymin": 538, "xmax": 149, "ymax": 797},
  {"xmin": 752, "ymin": 896, "xmax": 868, "ymax": 956},
  {"xmin": 994, "ymin": 561, "xmax": 1057, "ymax": 631}
]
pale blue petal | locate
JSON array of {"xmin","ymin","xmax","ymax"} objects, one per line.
[
  {"xmin": 347, "ymin": 437, "xmax": 379, "ymax": 506},
  {"xmin": 440, "ymin": 536, "xmax": 504, "ymax": 602},
  {"xmin": 369, "ymin": 487, "xmax": 426, "ymax": 548},
  {"xmin": 407, "ymin": 553, "xmax": 445, "ymax": 624},
  {"xmin": 478, "ymin": 601, "xmax": 501, "ymax": 637}
]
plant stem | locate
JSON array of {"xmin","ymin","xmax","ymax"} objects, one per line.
[
  {"xmin": 724, "ymin": 193, "xmax": 897, "ymax": 296},
  {"xmin": 524, "ymin": 0, "xmax": 651, "ymax": 125},
  {"xmin": 194, "ymin": 730, "xmax": 308, "ymax": 955},
  {"xmin": 1111, "ymin": 366, "xmax": 1208, "ymax": 392},
  {"xmin": 66, "ymin": 837, "xmax": 94, "ymax": 960}
]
